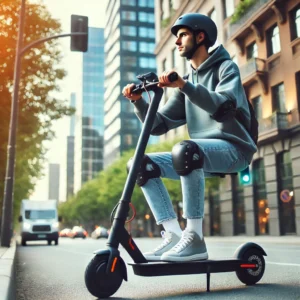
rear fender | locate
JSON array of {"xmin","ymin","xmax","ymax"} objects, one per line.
[{"xmin": 233, "ymin": 242, "xmax": 267, "ymax": 259}]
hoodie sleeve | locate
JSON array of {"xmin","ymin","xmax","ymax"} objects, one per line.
[
  {"xmin": 181, "ymin": 61, "xmax": 246, "ymax": 117},
  {"xmin": 133, "ymin": 88, "xmax": 186, "ymax": 136}
]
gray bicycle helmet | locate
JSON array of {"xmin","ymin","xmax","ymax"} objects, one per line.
[{"xmin": 171, "ymin": 13, "xmax": 217, "ymax": 47}]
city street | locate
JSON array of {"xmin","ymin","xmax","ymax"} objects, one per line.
[{"xmin": 16, "ymin": 236, "xmax": 300, "ymax": 300}]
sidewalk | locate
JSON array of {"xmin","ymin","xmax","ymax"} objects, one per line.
[{"xmin": 0, "ymin": 239, "xmax": 16, "ymax": 300}]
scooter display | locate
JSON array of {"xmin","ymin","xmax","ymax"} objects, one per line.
[{"xmin": 84, "ymin": 72, "xmax": 267, "ymax": 298}]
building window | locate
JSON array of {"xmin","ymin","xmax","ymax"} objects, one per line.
[
  {"xmin": 138, "ymin": 12, "xmax": 154, "ymax": 23},
  {"xmin": 139, "ymin": 0, "xmax": 154, "ymax": 7},
  {"xmin": 252, "ymin": 95, "xmax": 262, "ymax": 120},
  {"xmin": 122, "ymin": 41, "xmax": 137, "ymax": 51},
  {"xmin": 222, "ymin": 0, "xmax": 235, "ymax": 19},
  {"xmin": 267, "ymin": 25, "xmax": 281, "ymax": 57},
  {"xmin": 121, "ymin": 11, "xmax": 136, "ymax": 21},
  {"xmin": 290, "ymin": 5, "xmax": 300, "ymax": 41},
  {"xmin": 121, "ymin": 0, "xmax": 135, "ymax": 5},
  {"xmin": 123, "ymin": 71, "xmax": 136, "ymax": 81},
  {"xmin": 246, "ymin": 42, "xmax": 258, "ymax": 60},
  {"xmin": 276, "ymin": 151, "xmax": 296, "ymax": 235},
  {"xmin": 123, "ymin": 56, "xmax": 137, "ymax": 67},
  {"xmin": 252, "ymin": 159, "xmax": 269, "ymax": 235},
  {"xmin": 139, "ymin": 42, "xmax": 155, "ymax": 53},
  {"xmin": 121, "ymin": 26, "xmax": 137, "ymax": 36},
  {"xmin": 272, "ymin": 83, "xmax": 286, "ymax": 113},
  {"xmin": 139, "ymin": 27, "xmax": 155, "ymax": 38},
  {"xmin": 139, "ymin": 57, "xmax": 156, "ymax": 68}
]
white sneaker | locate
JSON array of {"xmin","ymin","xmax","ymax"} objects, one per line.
[
  {"xmin": 143, "ymin": 231, "xmax": 181, "ymax": 261},
  {"xmin": 161, "ymin": 229, "xmax": 208, "ymax": 262}
]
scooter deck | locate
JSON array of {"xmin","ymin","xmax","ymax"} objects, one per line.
[{"xmin": 128, "ymin": 258, "xmax": 249, "ymax": 277}]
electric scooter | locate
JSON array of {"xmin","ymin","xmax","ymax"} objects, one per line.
[{"xmin": 84, "ymin": 72, "xmax": 267, "ymax": 298}]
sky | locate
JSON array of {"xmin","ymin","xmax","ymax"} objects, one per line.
[{"xmin": 29, "ymin": 0, "xmax": 107, "ymax": 201}]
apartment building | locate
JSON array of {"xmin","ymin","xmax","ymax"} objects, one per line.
[{"xmin": 154, "ymin": 0, "xmax": 300, "ymax": 236}]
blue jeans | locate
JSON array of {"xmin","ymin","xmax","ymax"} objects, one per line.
[{"xmin": 141, "ymin": 139, "xmax": 249, "ymax": 224}]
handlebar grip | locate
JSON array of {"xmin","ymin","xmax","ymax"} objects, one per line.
[
  {"xmin": 131, "ymin": 84, "xmax": 142, "ymax": 94},
  {"xmin": 168, "ymin": 72, "xmax": 178, "ymax": 82}
]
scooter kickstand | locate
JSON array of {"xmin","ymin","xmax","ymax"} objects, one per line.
[{"xmin": 206, "ymin": 266, "xmax": 211, "ymax": 292}]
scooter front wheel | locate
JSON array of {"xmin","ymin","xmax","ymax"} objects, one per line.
[{"xmin": 85, "ymin": 254, "xmax": 124, "ymax": 298}]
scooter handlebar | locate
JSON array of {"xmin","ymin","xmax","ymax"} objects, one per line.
[{"xmin": 132, "ymin": 72, "xmax": 178, "ymax": 94}]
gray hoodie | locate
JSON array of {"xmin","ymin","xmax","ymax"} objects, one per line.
[{"xmin": 133, "ymin": 45, "xmax": 257, "ymax": 163}]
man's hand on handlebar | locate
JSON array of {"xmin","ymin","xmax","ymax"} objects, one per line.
[
  {"xmin": 122, "ymin": 83, "xmax": 143, "ymax": 101},
  {"xmin": 158, "ymin": 71, "xmax": 186, "ymax": 89},
  {"xmin": 122, "ymin": 71, "xmax": 186, "ymax": 101}
]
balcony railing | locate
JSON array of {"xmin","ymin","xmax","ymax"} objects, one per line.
[
  {"xmin": 239, "ymin": 58, "xmax": 266, "ymax": 81},
  {"xmin": 259, "ymin": 111, "xmax": 289, "ymax": 133},
  {"xmin": 229, "ymin": 0, "xmax": 269, "ymax": 38}
]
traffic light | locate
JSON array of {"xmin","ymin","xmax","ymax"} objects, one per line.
[
  {"xmin": 240, "ymin": 166, "xmax": 251, "ymax": 185},
  {"xmin": 70, "ymin": 15, "xmax": 88, "ymax": 52}
]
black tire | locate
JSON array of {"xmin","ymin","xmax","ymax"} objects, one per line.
[
  {"xmin": 47, "ymin": 240, "xmax": 52, "ymax": 245},
  {"xmin": 54, "ymin": 239, "xmax": 58, "ymax": 245},
  {"xmin": 236, "ymin": 248, "xmax": 265, "ymax": 285},
  {"xmin": 85, "ymin": 254, "xmax": 124, "ymax": 298},
  {"xmin": 21, "ymin": 239, "xmax": 26, "ymax": 246}
]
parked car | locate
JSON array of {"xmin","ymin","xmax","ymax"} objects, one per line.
[
  {"xmin": 91, "ymin": 226, "xmax": 109, "ymax": 239},
  {"xmin": 69, "ymin": 226, "xmax": 88, "ymax": 239},
  {"xmin": 59, "ymin": 228, "xmax": 72, "ymax": 237}
]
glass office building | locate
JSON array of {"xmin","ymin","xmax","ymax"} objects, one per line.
[
  {"xmin": 74, "ymin": 27, "xmax": 105, "ymax": 192},
  {"xmin": 104, "ymin": 0, "xmax": 158, "ymax": 167}
]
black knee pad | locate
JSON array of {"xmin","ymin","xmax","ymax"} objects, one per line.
[
  {"xmin": 127, "ymin": 155, "xmax": 161, "ymax": 186},
  {"xmin": 172, "ymin": 140, "xmax": 204, "ymax": 176}
]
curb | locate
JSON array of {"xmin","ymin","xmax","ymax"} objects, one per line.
[{"xmin": 0, "ymin": 240, "xmax": 16, "ymax": 300}]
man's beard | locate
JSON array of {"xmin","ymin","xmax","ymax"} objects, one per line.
[{"xmin": 179, "ymin": 39, "xmax": 205, "ymax": 60}]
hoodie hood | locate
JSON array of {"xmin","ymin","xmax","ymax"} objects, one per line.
[{"xmin": 191, "ymin": 45, "xmax": 231, "ymax": 73}]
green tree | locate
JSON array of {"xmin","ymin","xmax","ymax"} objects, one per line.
[{"xmin": 0, "ymin": 0, "xmax": 74, "ymax": 224}]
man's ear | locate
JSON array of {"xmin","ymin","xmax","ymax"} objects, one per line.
[{"xmin": 197, "ymin": 32, "xmax": 205, "ymax": 44}]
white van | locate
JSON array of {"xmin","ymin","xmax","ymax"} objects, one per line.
[{"xmin": 19, "ymin": 199, "xmax": 61, "ymax": 246}]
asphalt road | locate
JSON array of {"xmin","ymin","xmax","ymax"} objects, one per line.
[{"xmin": 16, "ymin": 236, "xmax": 300, "ymax": 300}]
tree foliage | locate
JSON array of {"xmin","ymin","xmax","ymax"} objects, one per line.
[
  {"xmin": 0, "ymin": 0, "xmax": 74, "ymax": 224},
  {"xmin": 59, "ymin": 136, "xmax": 220, "ymax": 231}
]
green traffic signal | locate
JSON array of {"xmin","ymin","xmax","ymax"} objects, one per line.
[{"xmin": 240, "ymin": 166, "xmax": 251, "ymax": 185}]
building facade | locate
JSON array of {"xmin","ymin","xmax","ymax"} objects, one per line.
[
  {"xmin": 73, "ymin": 27, "xmax": 105, "ymax": 193},
  {"xmin": 104, "ymin": 0, "xmax": 158, "ymax": 167},
  {"xmin": 66, "ymin": 93, "xmax": 76, "ymax": 199},
  {"xmin": 154, "ymin": 0, "xmax": 300, "ymax": 236},
  {"xmin": 48, "ymin": 163, "xmax": 60, "ymax": 201}
]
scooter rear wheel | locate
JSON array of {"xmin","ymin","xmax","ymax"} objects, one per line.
[
  {"xmin": 236, "ymin": 248, "xmax": 265, "ymax": 285},
  {"xmin": 85, "ymin": 254, "xmax": 124, "ymax": 298}
]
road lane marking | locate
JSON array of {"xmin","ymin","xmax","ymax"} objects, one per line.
[
  {"xmin": 267, "ymin": 261, "xmax": 300, "ymax": 267},
  {"xmin": 51, "ymin": 247, "xmax": 93, "ymax": 256}
]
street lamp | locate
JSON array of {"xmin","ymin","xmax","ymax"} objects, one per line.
[{"xmin": 0, "ymin": 0, "xmax": 88, "ymax": 247}]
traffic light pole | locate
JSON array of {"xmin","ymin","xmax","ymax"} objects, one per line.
[
  {"xmin": 0, "ymin": 0, "xmax": 87, "ymax": 247},
  {"xmin": 1, "ymin": 0, "xmax": 26, "ymax": 248}
]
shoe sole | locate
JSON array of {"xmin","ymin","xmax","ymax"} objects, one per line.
[
  {"xmin": 143, "ymin": 255, "xmax": 162, "ymax": 261},
  {"xmin": 161, "ymin": 252, "xmax": 209, "ymax": 262}
]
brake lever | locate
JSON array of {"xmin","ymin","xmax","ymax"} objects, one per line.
[{"xmin": 131, "ymin": 72, "xmax": 178, "ymax": 94}]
